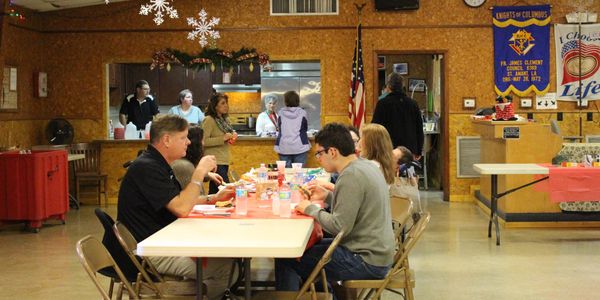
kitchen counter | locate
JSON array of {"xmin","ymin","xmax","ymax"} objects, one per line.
[{"xmin": 236, "ymin": 134, "xmax": 316, "ymax": 141}]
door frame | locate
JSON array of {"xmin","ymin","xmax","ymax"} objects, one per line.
[{"xmin": 372, "ymin": 50, "xmax": 449, "ymax": 201}]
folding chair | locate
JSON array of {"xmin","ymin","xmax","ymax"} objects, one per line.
[
  {"xmin": 343, "ymin": 212, "xmax": 431, "ymax": 300},
  {"xmin": 94, "ymin": 208, "xmax": 140, "ymax": 299},
  {"xmin": 252, "ymin": 230, "xmax": 346, "ymax": 300},
  {"xmin": 112, "ymin": 221, "xmax": 197, "ymax": 299},
  {"xmin": 390, "ymin": 196, "xmax": 413, "ymax": 238},
  {"xmin": 76, "ymin": 235, "xmax": 139, "ymax": 300}
]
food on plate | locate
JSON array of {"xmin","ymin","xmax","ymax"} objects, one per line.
[{"xmin": 215, "ymin": 200, "xmax": 233, "ymax": 208}]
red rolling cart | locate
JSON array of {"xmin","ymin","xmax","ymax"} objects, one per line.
[{"xmin": 0, "ymin": 150, "xmax": 69, "ymax": 232}]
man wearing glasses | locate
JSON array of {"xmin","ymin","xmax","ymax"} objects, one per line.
[
  {"xmin": 119, "ymin": 80, "xmax": 160, "ymax": 130},
  {"xmin": 275, "ymin": 123, "xmax": 395, "ymax": 291}
]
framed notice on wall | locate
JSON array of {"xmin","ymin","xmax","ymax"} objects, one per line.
[{"xmin": 1, "ymin": 66, "xmax": 18, "ymax": 111}]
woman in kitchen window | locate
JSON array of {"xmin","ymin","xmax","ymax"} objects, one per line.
[
  {"xmin": 167, "ymin": 89, "xmax": 205, "ymax": 125},
  {"xmin": 275, "ymin": 91, "xmax": 310, "ymax": 168},
  {"xmin": 256, "ymin": 94, "xmax": 279, "ymax": 137},
  {"xmin": 202, "ymin": 93, "xmax": 237, "ymax": 194}
]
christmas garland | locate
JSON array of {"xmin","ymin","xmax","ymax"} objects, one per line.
[{"xmin": 151, "ymin": 47, "xmax": 270, "ymax": 72}]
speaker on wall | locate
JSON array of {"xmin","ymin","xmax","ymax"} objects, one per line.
[{"xmin": 374, "ymin": 0, "xmax": 419, "ymax": 11}]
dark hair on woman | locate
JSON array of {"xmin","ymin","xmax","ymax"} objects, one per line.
[
  {"xmin": 205, "ymin": 93, "xmax": 228, "ymax": 118},
  {"xmin": 135, "ymin": 80, "xmax": 149, "ymax": 89},
  {"xmin": 315, "ymin": 123, "xmax": 355, "ymax": 156},
  {"xmin": 284, "ymin": 91, "xmax": 300, "ymax": 107},
  {"xmin": 185, "ymin": 125, "xmax": 204, "ymax": 166}
]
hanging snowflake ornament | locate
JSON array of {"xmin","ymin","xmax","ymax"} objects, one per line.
[
  {"xmin": 187, "ymin": 9, "xmax": 220, "ymax": 48},
  {"xmin": 140, "ymin": 0, "xmax": 179, "ymax": 26}
]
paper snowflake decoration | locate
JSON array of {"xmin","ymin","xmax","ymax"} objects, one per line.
[
  {"xmin": 187, "ymin": 9, "xmax": 220, "ymax": 48},
  {"xmin": 140, "ymin": 0, "xmax": 179, "ymax": 26}
]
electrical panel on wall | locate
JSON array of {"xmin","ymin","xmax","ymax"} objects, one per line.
[{"xmin": 33, "ymin": 72, "xmax": 48, "ymax": 98}]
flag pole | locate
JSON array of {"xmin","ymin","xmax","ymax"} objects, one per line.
[{"xmin": 354, "ymin": 3, "xmax": 366, "ymax": 19}]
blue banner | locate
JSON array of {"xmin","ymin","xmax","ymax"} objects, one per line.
[{"xmin": 493, "ymin": 5, "xmax": 551, "ymax": 96}]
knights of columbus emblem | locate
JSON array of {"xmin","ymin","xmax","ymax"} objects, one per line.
[{"xmin": 509, "ymin": 29, "xmax": 535, "ymax": 56}]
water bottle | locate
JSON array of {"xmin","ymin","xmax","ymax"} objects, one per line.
[
  {"xmin": 108, "ymin": 120, "xmax": 114, "ymax": 140},
  {"xmin": 279, "ymin": 182, "xmax": 291, "ymax": 218},
  {"xmin": 271, "ymin": 192, "xmax": 280, "ymax": 215},
  {"xmin": 257, "ymin": 163, "xmax": 268, "ymax": 183},
  {"xmin": 235, "ymin": 184, "xmax": 248, "ymax": 216}
]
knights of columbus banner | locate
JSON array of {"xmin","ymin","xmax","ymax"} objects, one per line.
[
  {"xmin": 493, "ymin": 5, "xmax": 551, "ymax": 96},
  {"xmin": 555, "ymin": 24, "xmax": 600, "ymax": 101}
]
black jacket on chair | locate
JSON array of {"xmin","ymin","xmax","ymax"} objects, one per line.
[{"xmin": 372, "ymin": 92, "xmax": 424, "ymax": 155}]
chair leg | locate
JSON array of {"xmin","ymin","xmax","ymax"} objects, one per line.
[
  {"xmin": 116, "ymin": 282, "xmax": 124, "ymax": 300},
  {"xmin": 97, "ymin": 180, "xmax": 102, "ymax": 206},
  {"xmin": 103, "ymin": 178, "xmax": 108, "ymax": 206},
  {"xmin": 75, "ymin": 178, "xmax": 80, "ymax": 206},
  {"xmin": 107, "ymin": 278, "xmax": 114, "ymax": 298}
]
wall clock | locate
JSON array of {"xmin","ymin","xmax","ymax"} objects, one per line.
[{"xmin": 464, "ymin": 0, "xmax": 486, "ymax": 8}]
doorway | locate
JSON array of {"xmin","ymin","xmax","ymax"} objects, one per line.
[{"xmin": 373, "ymin": 51, "xmax": 447, "ymax": 199}]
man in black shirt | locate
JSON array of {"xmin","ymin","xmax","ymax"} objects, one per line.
[
  {"xmin": 119, "ymin": 80, "xmax": 160, "ymax": 130},
  {"xmin": 117, "ymin": 114, "xmax": 235, "ymax": 300},
  {"xmin": 372, "ymin": 73, "xmax": 424, "ymax": 160}
]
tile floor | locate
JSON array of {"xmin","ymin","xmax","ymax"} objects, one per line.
[{"xmin": 1, "ymin": 191, "xmax": 599, "ymax": 299}]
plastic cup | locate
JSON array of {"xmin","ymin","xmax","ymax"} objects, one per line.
[
  {"xmin": 292, "ymin": 163, "xmax": 303, "ymax": 170},
  {"xmin": 276, "ymin": 161, "xmax": 286, "ymax": 172}
]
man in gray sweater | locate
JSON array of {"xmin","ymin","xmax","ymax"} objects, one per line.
[{"xmin": 275, "ymin": 123, "xmax": 395, "ymax": 291}]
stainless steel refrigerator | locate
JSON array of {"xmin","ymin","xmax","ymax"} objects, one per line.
[{"xmin": 260, "ymin": 61, "xmax": 321, "ymax": 131}]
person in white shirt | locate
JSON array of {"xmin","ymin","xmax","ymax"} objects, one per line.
[
  {"xmin": 168, "ymin": 89, "xmax": 204, "ymax": 125},
  {"xmin": 255, "ymin": 95, "xmax": 278, "ymax": 137}
]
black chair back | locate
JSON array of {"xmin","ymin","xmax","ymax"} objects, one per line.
[{"xmin": 94, "ymin": 208, "xmax": 139, "ymax": 281}]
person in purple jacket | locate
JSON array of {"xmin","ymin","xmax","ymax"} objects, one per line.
[{"xmin": 274, "ymin": 91, "xmax": 310, "ymax": 168}]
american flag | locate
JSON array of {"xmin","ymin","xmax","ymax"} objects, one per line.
[
  {"xmin": 561, "ymin": 40, "xmax": 600, "ymax": 84},
  {"xmin": 349, "ymin": 23, "xmax": 366, "ymax": 129}
]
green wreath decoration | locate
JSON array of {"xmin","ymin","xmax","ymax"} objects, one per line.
[{"xmin": 151, "ymin": 47, "xmax": 270, "ymax": 72}]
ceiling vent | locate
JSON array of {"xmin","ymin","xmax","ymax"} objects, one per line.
[{"xmin": 271, "ymin": 0, "xmax": 338, "ymax": 15}]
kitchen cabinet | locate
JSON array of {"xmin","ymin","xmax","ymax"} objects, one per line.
[
  {"xmin": 124, "ymin": 63, "xmax": 160, "ymax": 102},
  {"xmin": 113, "ymin": 64, "xmax": 213, "ymax": 107},
  {"xmin": 211, "ymin": 62, "xmax": 260, "ymax": 85},
  {"xmin": 158, "ymin": 65, "xmax": 186, "ymax": 105},
  {"xmin": 108, "ymin": 64, "xmax": 125, "ymax": 107}
]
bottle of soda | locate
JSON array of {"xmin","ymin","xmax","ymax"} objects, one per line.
[{"xmin": 278, "ymin": 182, "xmax": 291, "ymax": 218}]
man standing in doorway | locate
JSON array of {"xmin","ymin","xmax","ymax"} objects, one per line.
[
  {"xmin": 372, "ymin": 72, "xmax": 424, "ymax": 160},
  {"xmin": 119, "ymin": 80, "xmax": 160, "ymax": 130}
]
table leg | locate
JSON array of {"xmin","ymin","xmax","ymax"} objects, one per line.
[
  {"xmin": 244, "ymin": 258, "xmax": 251, "ymax": 300},
  {"xmin": 196, "ymin": 258, "xmax": 204, "ymax": 300},
  {"xmin": 490, "ymin": 175, "xmax": 501, "ymax": 246}
]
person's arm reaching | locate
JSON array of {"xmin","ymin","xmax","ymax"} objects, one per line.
[{"xmin": 166, "ymin": 155, "xmax": 225, "ymax": 217}]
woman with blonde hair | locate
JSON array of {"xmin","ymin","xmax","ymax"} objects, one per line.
[{"xmin": 358, "ymin": 123, "xmax": 396, "ymax": 185}]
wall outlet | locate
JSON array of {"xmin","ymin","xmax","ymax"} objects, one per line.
[
  {"xmin": 463, "ymin": 98, "xmax": 476, "ymax": 109},
  {"xmin": 520, "ymin": 98, "xmax": 532, "ymax": 108},
  {"xmin": 557, "ymin": 112, "xmax": 563, "ymax": 121}
]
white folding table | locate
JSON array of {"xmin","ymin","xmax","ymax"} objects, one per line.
[
  {"xmin": 473, "ymin": 164, "xmax": 549, "ymax": 246},
  {"xmin": 137, "ymin": 217, "xmax": 313, "ymax": 300}
]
